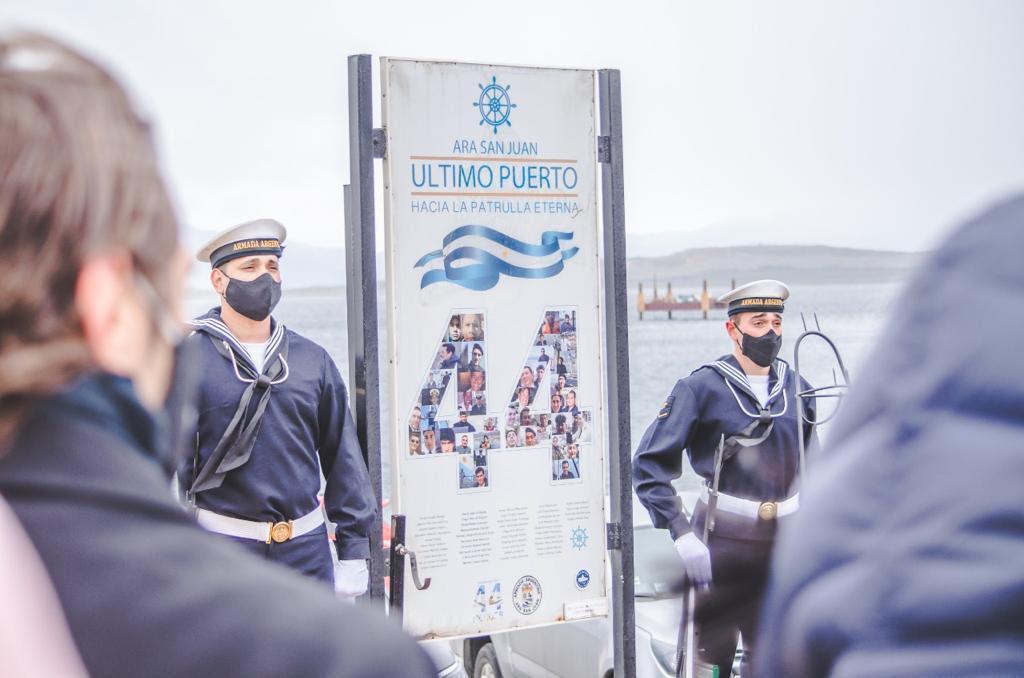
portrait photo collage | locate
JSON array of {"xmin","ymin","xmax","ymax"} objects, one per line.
[{"xmin": 406, "ymin": 308, "xmax": 592, "ymax": 493}]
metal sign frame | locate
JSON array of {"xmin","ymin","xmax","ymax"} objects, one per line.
[
  {"xmin": 344, "ymin": 54, "xmax": 635, "ymax": 676},
  {"xmin": 344, "ymin": 54, "xmax": 385, "ymax": 604},
  {"xmin": 598, "ymin": 68, "xmax": 636, "ymax": 678}
]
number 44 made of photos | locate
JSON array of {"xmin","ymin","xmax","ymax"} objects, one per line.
[{"xmin": 405, "ymin": 308, "xmax": 594, "ymax": 493}]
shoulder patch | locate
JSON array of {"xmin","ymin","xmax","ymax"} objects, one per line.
[{"xmin": 657, "ymin": 395, "xmax": 675, "ymax": 419}]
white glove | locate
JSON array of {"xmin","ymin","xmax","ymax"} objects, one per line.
[
  {"xmin": 674, "ymin": 532, "xmax": 712, "ymax": 587},
  {"xmin": 334, "ymin": 559, "xmax": 369, "ymax": 598}
]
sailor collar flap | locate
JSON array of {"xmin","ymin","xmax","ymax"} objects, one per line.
[
  {"xmin": 189, "ymin": 312, "xmax": 287, "ymax": 381},
  {"xmin": 703, "ymin": 355, "xmax": 789, "ymax": 417}
]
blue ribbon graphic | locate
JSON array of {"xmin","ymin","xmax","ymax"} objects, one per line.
[{"xmin": 414, "ymin": 225, "xmax": 579, "ymax": 291}]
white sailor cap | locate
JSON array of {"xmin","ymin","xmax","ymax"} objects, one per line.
[
  {"xmin": 717, "ymin": 279, "xmax": 790, "ymax": 316},
  {"xmin": 196, "ymin": 218, "xmax": 287, "ymax": 268}
]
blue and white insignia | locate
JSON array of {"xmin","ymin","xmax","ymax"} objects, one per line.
[{"xmin": 575, "ymin": 569, "xmax": 591, "ymax": 590}]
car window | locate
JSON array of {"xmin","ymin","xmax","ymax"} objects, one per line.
[{"xmin": 633, "ymin": 525, "xmax": 682, "ymax": 599}]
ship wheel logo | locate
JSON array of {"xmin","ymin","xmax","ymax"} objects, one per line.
[{"xmin": 473, "ymin": 75, "xmax": 517, "ymax": 134}]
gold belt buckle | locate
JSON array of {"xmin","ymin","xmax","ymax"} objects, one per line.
[
  {"xmin": 268, "ymin": 520, "xmax": 294, "ymax": 544},
  {"xmin": 757, "ymin": 501, "xmax": 778, "ymax": 521}
]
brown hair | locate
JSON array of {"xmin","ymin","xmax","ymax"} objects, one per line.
[{"xmin": 0, "ymin": 33, "xmax": 179, "ymax": 441}]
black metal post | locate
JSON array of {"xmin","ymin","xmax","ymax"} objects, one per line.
[
  {"xmin": 599, "ymin": 68, "xmax": 636, "ymax": 678},
  {"xmin": 389, "ymin": 514, "xmax": 407, "ymax": 622},
  {"xmin": 345, "ymin": 53, "xmax": 385, "ymax": 604}
]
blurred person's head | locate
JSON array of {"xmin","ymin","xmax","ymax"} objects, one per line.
[{"xmin": 0, "ymin": 34, "xmax": 184, "ymax": 442}]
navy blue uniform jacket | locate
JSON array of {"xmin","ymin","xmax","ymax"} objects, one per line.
[
  {"xmin": 181, "ymin": 309, "xmax": 375, "ymax": 560},
  {"xmin": 0, "ymin": 375, "xmax": 433, "ymax": 678},
  {"xmin": 633, "ymin": 355, "xmax": 814, "ymax": 541},
  {"xmin": 757, "ymin": 195, "xmax": 1024, "ymax": 677}
]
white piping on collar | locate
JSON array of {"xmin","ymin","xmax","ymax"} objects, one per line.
[
  {"xmin": 711, "ymin": 359, "xmax": 787, "ymax": 406},
  {"xmin": 189, "ymin": 316, "xmax": 284, "ymax": 376},
  {"xmin": 724, "ymin": 379, "xmax": 789, "ymax": 419},
  {"xmin": 223, "ymin": 341, "xmax": 290, "ymax": 385}
]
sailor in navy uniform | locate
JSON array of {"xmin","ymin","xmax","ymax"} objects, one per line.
[
  {"xmin": 180, "ymin": 219, "xmax": 376, "ymax": 597},
  {"xmin": 632, "ymin": 280, "xmax": 815, "ymax": 675}
]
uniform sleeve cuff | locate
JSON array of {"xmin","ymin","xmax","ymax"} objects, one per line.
[
  {"xmin": 334, "ymin": 537, "xmax": 370, "ymax": 560},
  {"xmin": 668, "ymin": 515, "xmax": 692, "ymax": 541}
]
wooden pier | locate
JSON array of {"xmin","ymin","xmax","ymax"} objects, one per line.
[{"xmin": 637, "ymin": 279, "xmax": 733, "ymax": 320}]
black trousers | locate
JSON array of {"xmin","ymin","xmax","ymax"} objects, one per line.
[{"xmin": 679, "ymin": 533, "xmax": 774, "ymax": 677}]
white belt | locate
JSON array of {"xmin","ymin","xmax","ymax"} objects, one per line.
[
  {"xmin": 196, "ymin": 506, "xmax": 324, "ymax": 544},
  {"xmin": 700, "ymin": 487, "xmax": 799, "ymax": 520}
]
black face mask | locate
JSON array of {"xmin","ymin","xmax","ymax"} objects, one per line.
[
  {"xmin": 738, "ymin": 328, "xmax": 783, "ymax": 367},
  {"xmin": 224, "ymin": 272, "xmax": 281, "ymax": 321}
]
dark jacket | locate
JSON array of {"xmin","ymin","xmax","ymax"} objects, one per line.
[
  {"xmin": 181, "ymin": 309, "xmax": 375, "ymax": 560},
  {"xmin": 633, "ymin": 355, "xmax": 814, "ymax": 540},
  {"xmin": 757, "ymin": 195, "xmax": 1024, "ymax": 677},
  {"xmin": 0, "ymin": 375, "xmax": 433, "ymax": 678}
]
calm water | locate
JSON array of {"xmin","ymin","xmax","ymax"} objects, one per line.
[{"xmin": 187, "ymin": 281, "xmax": 906, "ymax": 497}]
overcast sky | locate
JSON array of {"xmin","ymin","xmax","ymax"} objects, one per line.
[{"xmin": 2, "ymin": 0, "xmax": 1022, "ymax": 252}]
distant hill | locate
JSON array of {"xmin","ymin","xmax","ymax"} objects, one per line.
[
  {"xmin": 186, "ymin": 228, "xmax": 923, "ymax": 290},
  {"xmin": 627, "ymin": 244, "xmax": 924, "ymax": 288}
]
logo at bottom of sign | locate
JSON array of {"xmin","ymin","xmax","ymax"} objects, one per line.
[
  {"xmin": 512, "ymin": 575, "xmax": 543, "ymax": 615},
  {"xmin": 575, "ymin": 569, "xmax": 591, "ymax": 590},
  {"xmin": 474, "ymin": 580, "xmax": 504, "ymax": 622}
]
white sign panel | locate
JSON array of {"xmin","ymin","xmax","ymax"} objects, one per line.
[{"xmin": 382, "ymin": 58, "xmax": 608, "ymax": 639}]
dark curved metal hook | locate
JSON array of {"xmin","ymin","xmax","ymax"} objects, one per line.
[
  {"xmin": 394, "ymin": 543, "xmax": 431, "ymax": 591},
  {"xmin": 793, "ymin": 321, "xmax": 851, "ymax": 488}
]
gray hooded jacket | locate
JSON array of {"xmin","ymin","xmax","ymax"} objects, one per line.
[{"xmin": 757, "ymin": 194, "xmax": 1024, "ymax": 677}]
